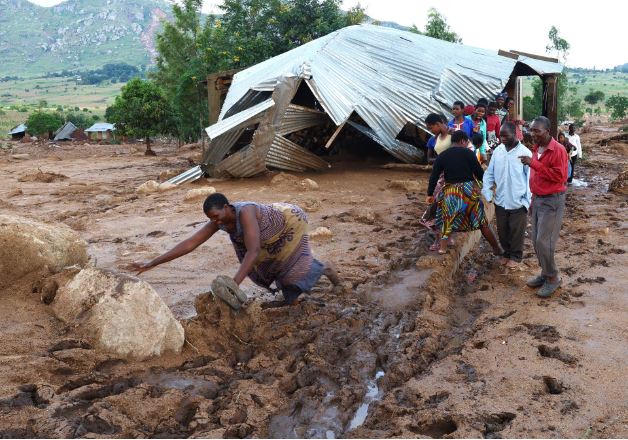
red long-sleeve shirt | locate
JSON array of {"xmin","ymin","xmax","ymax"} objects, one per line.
[{"xmin": 529, "ymin": 137, "xmax": 569, "ymax": 196}]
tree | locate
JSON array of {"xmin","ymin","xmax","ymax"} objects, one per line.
[
  {"xmin": 546, "ymin": 25, "xmax": 570, "ymax": 62},
  {"xmin": 105, "ymin": 78, "xmax": 175, "ymax": 154},
  {"xmin": 345, "ymin": 3, "xmax": 366, "ymax": 25},
  {"xmin": 423, "ymin": 8, "xmax": 461, "ymax": 43},
  {"xmin": 606, "ymin": 95, "xmax": 628, "ymax": 120},
  {"xmin": 276, "ymin": 0, "xmax": 347, "ymax": 49},
  {"xmin": 584, "ymin": 90, "xmax": 605, "ymax": 105},
  {"xmin": 64, "ymin": 112, "xmax": 92, "ymax": 129},
  {"xmin": 26, "ymin": 111, "xmax": 64, "ymax": 138},
  {"xmin": 152, "ymin": 0, "xmax": 358, "ymax": 142}
]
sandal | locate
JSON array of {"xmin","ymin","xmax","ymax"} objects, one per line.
[{"xmin": 438, "ymin": 249, "xmax": 448, "ymax": 255}]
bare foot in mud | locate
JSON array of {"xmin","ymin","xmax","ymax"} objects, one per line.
[
  {"xmin": 499, "ymin": 257, "xmax": 510, "ymax": 265},
  {"xmin": 323, "ymin": 263, "xmax": 340, "ymax": 286}
]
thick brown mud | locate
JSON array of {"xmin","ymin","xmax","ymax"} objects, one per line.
[{"xmin": 0, "ymin": 127, "xmax": 626, "ymax": 438}]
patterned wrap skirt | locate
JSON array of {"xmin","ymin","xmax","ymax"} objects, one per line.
[
  {"xmin": 225, "ymin": 202, "xmax": 324, "ymax": 293},
  {"xmin": 435, "ymin": 181, "xmax": 487, "ymax": 239}
]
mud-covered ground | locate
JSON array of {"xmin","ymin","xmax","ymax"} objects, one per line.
[{"xmin": 0, "ymin": 128, "xmax": 626, "ymax": 438}]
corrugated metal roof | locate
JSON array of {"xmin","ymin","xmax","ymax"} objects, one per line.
[
  {"xmin": 53, "ymin": 121, "xmax": 77, "ymax": 141},
  {"xmin": 85, "ymin": 122, "xmax": 115, "ymax": 132},
  {"xmin": 347, "ymin": 121, "xmax": 422, "ymax": 164},
  {"xmin": 205, "ymin": 98, "xmax": 274, "ymax": 139},
  {"xmin": 220, "ymin": 24, "xmax": 562, "ymax": 137},
  {"xmin": 277, "ymin": 104, "xmax": 328, "ymax": 135},
  {"xmin": 8, "ymin": 123, "xmax": 27, "ymax": 135},
  {"xmin": 266, "ymin": 135, "xmax": 330, "ymax": 172},
  {"xmin": 161, "ymin": 24, "xmax": 564, "ymax": 183},
  {"xmin": 166, "ymin": 165, "xmax": 203, "ymax": 185}
]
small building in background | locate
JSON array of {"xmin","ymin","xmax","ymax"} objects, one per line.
[
  {"xmin": 8, "ymin": 123, "xmax": 27, "ymax": 140},
  {"xmin": 53, "ymin": 121, "xmax": 78, "ymax": 141},
  {"xmin": 85, "ymin": 122, "xmax": 115, "ymax": 141}
]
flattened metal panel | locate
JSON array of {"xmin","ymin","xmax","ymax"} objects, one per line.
[
  {"xmin": 347, "ymin": 121, "xmax": 422, "ymax": 164},
  {"xmin": 266, "ymin": 135, "xmax": 330, "ymax": 172},
  {"xmin": 277, "ymin": 104, "xmax": 328, "ymax": 135},
  {"xmin": 214, "ymin": 146, "xmax": 268, "ymax": 178},
  {"xmin": 205, "ymin": 98, "xmax": 274, "ymax": 139},
  {"xmin": 53, "ymin": 122, "xmax": 77, "ymax": 141},
  {"xmin": 9, "ymin": 123, "xmax": 27, "ymax": 135},
  {"xmin": 166, "ymin": 165, "xmax": 203, "ymax": 185},
  {"xmin": 203, "ymin": 127, "xmax": 246, "ymax": 167},
  {"xmin": 517, "ymin": 56, "xmax": 564, "ymax": 76}
]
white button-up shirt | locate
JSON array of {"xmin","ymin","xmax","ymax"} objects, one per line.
[{"xmin": 482, "ymin": 142, "xmax": 532, "ymax": 210}]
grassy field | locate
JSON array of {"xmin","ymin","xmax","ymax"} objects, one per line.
[
  {"xmin": 522, "ymin": 70, "xmax": 628, "ymax": 107},
  {"xmin": 0, "ymin": 77, "xmax": 123, "ymax": 135}
]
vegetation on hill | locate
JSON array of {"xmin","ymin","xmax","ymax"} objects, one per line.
[{"xmin": 0, "ymin": 0, "xmax": 171, "ymax": 77}]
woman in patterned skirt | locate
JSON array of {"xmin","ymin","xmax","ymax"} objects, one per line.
[
  {"xmin": 426, "ymin": 130, "xmax": 502, "ymax": 255},
  {"xmin": 132, "ymin": 193, "xmax": 339, "ymax": 305}
]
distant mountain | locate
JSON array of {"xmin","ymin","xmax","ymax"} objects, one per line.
[{"xmin": 0, "ymin": 0, "xmax": 171, "ymax": 77}]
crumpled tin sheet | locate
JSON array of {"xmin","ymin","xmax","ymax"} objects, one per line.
[
  {"xmin": 220, "ymin": 24, "xmax": 562, "ymax": 137},
  {"xmin": 347, "ymin": 121, "xmax": 423, "ymax": 164},
  {"xmin": 266, "ymin": 135, "xmax": 330, "ymax": 172},
  {"xmin": 277, "ymin": 104, "xmax": 328, "ymax": 135}
]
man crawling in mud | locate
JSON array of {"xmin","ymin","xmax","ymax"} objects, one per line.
[{"xmin": 131, "ymin": 193, "xmax": 340, "ymax": 306}]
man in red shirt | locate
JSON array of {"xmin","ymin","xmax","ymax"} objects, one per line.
[{"xmin": 519, "ymin": 116, "xmax": 569, "ymax": 297}]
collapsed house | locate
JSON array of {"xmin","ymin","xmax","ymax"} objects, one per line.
[
  {"xmin": 8, "ymin": 123, "xmax": 27, "ymax": 140},
  {"xmin": 169, "ymin": 24, "xmax": 563, "ymax": 183},
  {"xmin": 85, "ymin": 122, "xmax": 115, "ymax": 140},
  {"xmin": 53, "ymin": 121, "xmax": 88, "ymax": 141}
]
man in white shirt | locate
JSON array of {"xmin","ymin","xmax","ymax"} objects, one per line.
[
  {"xmin": 482, "ymin": 122, "xmax": 532, "ymax": 268},
  {"xmin": 566, "ymin": 124, "xmax": 582, "ymax": 183}
]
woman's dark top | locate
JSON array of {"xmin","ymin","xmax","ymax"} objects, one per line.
[{"xmin": 427, "ymin": 146, "xmax": 485, "ymax": 196}]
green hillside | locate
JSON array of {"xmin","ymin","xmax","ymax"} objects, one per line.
[{"xmin": 0, "ymin": 0, "xmax": 171, "ymax": 78}]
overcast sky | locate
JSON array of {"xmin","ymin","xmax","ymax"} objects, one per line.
[{"xmin": 28, "ymin": 0, "xmax": 626, "ymax": 69}]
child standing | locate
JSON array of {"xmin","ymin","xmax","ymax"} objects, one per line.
[{"xmin": 486, "ymin": 101, "xmax": 502, "ymax": 150}]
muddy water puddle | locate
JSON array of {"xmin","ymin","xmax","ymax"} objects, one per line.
[
  {"xmin": 347, "ymin": 370, "xmax": 385, "ymax": 431},
  {"xmin": 362, "ymin": 267, "xmax": 431, "ymax": 309}
]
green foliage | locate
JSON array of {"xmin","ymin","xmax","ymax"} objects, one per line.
[
  {"xmin": 26, "ymin": 111, "xmax": 64, "ymax": 137},
  {"xmin": 423, "ymin": 8, "xmax": 461, "ymax": 43},
  {"xmin": 523, "ymin": 78, "xmax": 543, "ymax": 121},
  {"xmin": 407, "ymin": 8, "xmax": 461, "ymax": 43},
  {"xmin": 345, "ymin": 3, "xmax": 367, "ymax": 25},
  {"xmin": 152, "ymin": 0, "xmax": 359, "ymax": 142},
  {"xmin": 546, "ymin": 25, "xmax": 570, "ymax": 62},
  {"xmin": 583, "ymin": 90, "xmax": 605, "ymax": 105},
  {"xmin": 606, "ymin": 95, "xmax": 628, "ymax": 120},
  {"xmin": 79, "ymin": 63, "xmax": 141, "ymax": 85},
  {"xmin": 105, "ymin": 78, "xmax": 175, "ymax": 151},
  {"xmin": 38, "ymin": 99, "xmax": 48, "ymax": 109},
  {"xmin": 64, "ymin": 112, "xmax": 93, "ymax": 129}
]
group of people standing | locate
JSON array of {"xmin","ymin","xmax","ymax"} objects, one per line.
[
  {"xmin": 424, "ymin": 93, "xmax": 574, "ymax": 298},
  {"xmin": 130, "ymin": 94, "xmax": 576, "ymax": 307}
]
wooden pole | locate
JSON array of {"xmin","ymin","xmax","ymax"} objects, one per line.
[{"xmin": 542, "ymin": 74, "xmax": 559, "ymax": 139}]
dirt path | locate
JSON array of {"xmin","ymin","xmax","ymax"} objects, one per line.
[{"xmin": 0, "ymin": 131, "xmax": 626, "ymax": 438}]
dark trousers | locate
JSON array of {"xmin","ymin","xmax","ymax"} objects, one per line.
[
  {"xmin": 568, "ymin": 156, "xmax": 577, "ymax": 182},
  {"xmin": 531, "ymin": 193, "xmax": 566, "ymax": 278},
  {"xmin": 495, "ymin": 205, "xmax": 528, "ymax": 262}
]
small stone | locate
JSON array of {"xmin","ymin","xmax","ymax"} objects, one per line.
[
  {"xmin": 309, "ymin": 227, "xmax": 332, "ymax": 241},
  {"xmin": 136, "ymin": 180, "xmax": 160, "ymax": 194},
  {"xmin": 300, "ymin": 178, "xmax": 319, "ymax": 191},
  {"xmin": 387, "ymin": 179, "xmax": 421, "ymax": 192},
  {"xmin": 184, "ymin": 186, "xmax": 216, "ymax": 202}
]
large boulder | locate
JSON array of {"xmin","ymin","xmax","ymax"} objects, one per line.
[
  {"xmin": 0, "ymin": 214, "xmax": 88, "ymax": 289},
  {"xmin": 52, "ymin": 267, "xmax": 184, "ymax": 360}
]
